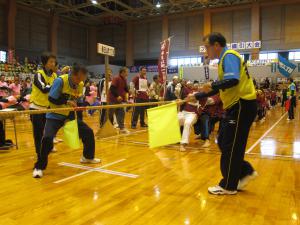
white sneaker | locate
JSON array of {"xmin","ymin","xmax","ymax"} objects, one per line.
[
  {"xmin": 202, "ymin": 140, "xmax": 210, "ymax": 148},
  {"xmin": 208, "ymin": 185, "xmax": 237, "ymax": 195},
  {"xmin": 80, "ymin": 156, "xmax": 101, "ymax": 164},
  {"xmin": 238, "ymin": 171, "xmax": 258, "ymax": 190},
  {"xmin": 53, "ymin": 137, "xmax": 63, "ymax": 143},
  {"xmin": 33, "ymin": 169, "xmax": 43, "ymax": 178},
  {"xmin": 120, "ymin": 128, "xmax": 130, "ymax": 134}
]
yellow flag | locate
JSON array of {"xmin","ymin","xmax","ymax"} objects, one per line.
[
  {"xmin": 64, "ymin": 119, "xmax": 80, "ymax": 149},
  {"xmin": 147, "ymin": 103, "xmax": 181, "ymax": 148},
  {"xmin": 179, "ymin": 66, "xmax": 184, "ymax": 79}
]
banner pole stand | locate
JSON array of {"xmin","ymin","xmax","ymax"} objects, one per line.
[{"xmin": 96, "ymin": 44, "xmax": 118, "ymax": 138}]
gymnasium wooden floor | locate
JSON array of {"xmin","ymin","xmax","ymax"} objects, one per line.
[{"xmin": 0, "ymin": 105, "xmax": 299, "ymax": 225}]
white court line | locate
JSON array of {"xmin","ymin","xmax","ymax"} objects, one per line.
[
  {"xmin": 99, "ymin": 130, "xmax": 147, "ymax": 141},
  {"xmin": 247, "ymin": 152, "xmax": 294, "ymax": 158},
  {"xmin": 54, "ymin": 159, "xmax": 127, "ymax": 184},
  {"xmin": 59, "ymin": 162, "xmax": 139, "ymax": 178},
  {"xmin": 246, "ymin": 112, "xmax": 287, "ymax": 153}
]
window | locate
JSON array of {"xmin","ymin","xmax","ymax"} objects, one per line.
[
  {"xmin": 170, "ymin": 58, "xmax": 178, "ymax": 66},
  {"xmin": 268, "ymin": 53, "xmax": 278, "ymax": 60},
  {"xmin": 259, "ymin": 53, "xmax": 268, "ymax": 60},
  {"xmin": 289, "ymin": 51, "xmax": 300, "ymax": 60},
  {"xmin": 178, "ymin": 58, "xmax": 184, "ymax": 66},
  {"xmin": 289, "ymin": 52, "xmax": 295, "ymax": 60},
  {"xmin": 191, "ymin": 57, "xmax": 198, "ymax": 64},
  {"xmin": 0, "ymin": 51, "xmax": 6, "ymax": 62},
  {"xmin": 184, "ymin": 58, "xmax": 191, "ymax": 65},
  {"xmin": 259, "ymin": 52, "xmax": 278, "ymax": 60}
]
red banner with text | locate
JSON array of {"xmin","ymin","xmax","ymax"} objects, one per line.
[{"xmin": 158, "ymin": 38, "xmax": 170, "ymax": 84}]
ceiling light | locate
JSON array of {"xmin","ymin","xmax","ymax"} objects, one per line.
[
  {"xmin": 91, "ymin": 0, "xmax": 98, "ymax": 4},
  {"xmin": 156, "ymin": 1, "xmax": 161, "ymax": 8}
]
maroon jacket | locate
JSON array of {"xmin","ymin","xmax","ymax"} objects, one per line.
[
  {"xmin": 108, "ymin": 75, "xmax": 128, "ymax": 103},
  {"xmin": 204, "ymin": 95, "xmax": 223, "ymax": 117},
  {"xmin": 132, "ymin": 74, "xmax": 149, "ymax": 100}
]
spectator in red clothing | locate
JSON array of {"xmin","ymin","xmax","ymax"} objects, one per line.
[
  {"xmin": 205, "ymin": 94, "xmax": 223, "ymax": 134},
  {"xmin": 271, "ymin": 90, "xmax": 277, "ymax": 107},
  {"xmin": 180, "ymin": 81, "xmax": 193, "ymax": 111},
  {"xmin": 131, "ymin": 66, "xmax": 149, "ymax": 129},
  {"xmin": 108, "ymin": 67, "xmax": 129, "ymax": 133},
  {"xmin": 181, "ymin": 81, "xmax": 193, "ymax": 99},
  {"xmin": 257, "ymin": 89, "xmax": 266, "ymax": 121},
  {"xmin": 9, "ymin": 76, "xmax": 21, "ymax": 97},
  {"xmin": 0, "ymin": 74, "xmax": 8, "ymax": 98}
]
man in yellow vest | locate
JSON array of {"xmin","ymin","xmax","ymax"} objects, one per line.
[
  {"xmin": 33, "ymin": 64, "xmax": 100, "ymax": 178},
  {"xmin": 30, "ymin": 52, "xmax": 57, "ymax": 162},
  {"xmin": 188, "ymin": 33, "xmax": 258, "ymax": 195},
  {"xmin": 287, "ymin": 78, "xmax": 296, "ymax": 120}
]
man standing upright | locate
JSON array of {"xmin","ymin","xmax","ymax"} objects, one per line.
[
  {"xmin": 188, "ymin": 33, "xmax": 258, "ymax": 195},
  {"xmin": 108, "ymin": 67, "xmax": 129, "ymax": 133},
  {"xmin": 131, "ymin": 67, "xmax": 149, "ymax": 129},
  {"xmin": 287, "ymin": 78, "xmax": 296, "ymax": 121}
]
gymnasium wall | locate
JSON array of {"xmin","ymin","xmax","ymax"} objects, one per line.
[
  {"xmin": 131, "ymin": 15, "xmax": 203, "ymax": 61},
  {"xmin": 12, "ymin": 6, "xmax": 89, "ymax": 64},
  {"xmin": 133, "ymin": 19, "xmax": 162, "ymax": 60},
  {"xmin": 169, "ymin": 15, "xmax": 204, "ymax": 57},
  {"xmin": 15, "ymin": 9, "xmax": 49, "ymax": 61},
  {"xmin": 128, "ymin": 2, "xmax": 300, "ymax": 63},
  {"xmin": 1, "ymin": 1, "xmax": 300, "ymax": 66},
  {"xmin": 57, "ymin": 20, "xmax": 88, "ymax": 65},
  {"xmin": 0, "ymin": 4, "xmax": 6, "ymax": 49},
  {"xmin": 211, "ymin": 9, "xmax": 251, "ymax": 44},
  {"xmin": 96, "ymin": 24, "xmax": 126, "ymax": 63},
  {"xmin": 261, "ymin": 3, "xmax": 300, "ymax": 51}
]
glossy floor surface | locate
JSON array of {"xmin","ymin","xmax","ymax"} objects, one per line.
[{"xmin": 0, "ymin": 105, "xmax": 299, "ymax": 225}]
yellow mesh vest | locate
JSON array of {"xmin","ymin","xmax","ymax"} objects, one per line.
[
  {"xmin": 30, "ymin": 69, "xmax": 57, "ymax": 107},
  {"xmin": 287, "ymin": 83, "xmax": 296, "ymax": 97},
  {"xmin": 218, "ymin": 49, "xmax": 256, "ymax": 109},
  {"xmin": 49, "ymin": 74, "xmax": 84, "ymax": 116}
]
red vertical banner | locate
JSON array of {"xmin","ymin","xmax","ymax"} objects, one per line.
[{"xmin": 158, "ymin": 38, "xmax": 170, "ymax": 84}]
